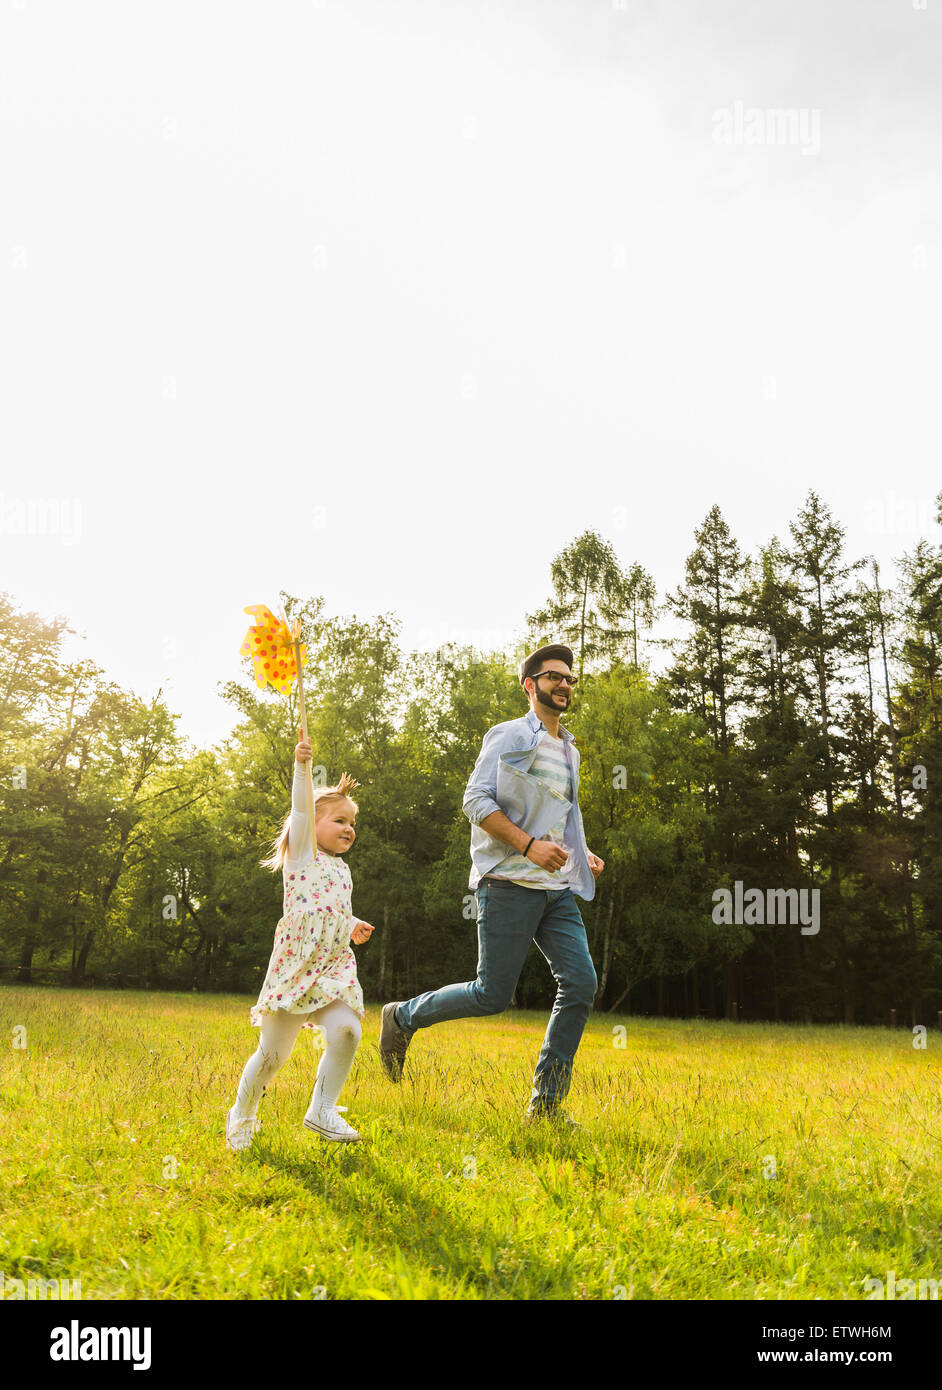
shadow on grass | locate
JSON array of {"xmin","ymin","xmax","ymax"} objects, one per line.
[{"xmin": 238, "ymin": 1122, "xmax": 579, "ymax": 1297}]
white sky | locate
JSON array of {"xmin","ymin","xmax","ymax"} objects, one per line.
[{"xmin": 2, "ymin": 0, "xmax": 940, "ymax": 748}]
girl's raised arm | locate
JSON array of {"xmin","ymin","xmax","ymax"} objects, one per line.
[{"xmin": 287, "ymin": 730, "xmax": 314, "ymax": 863}]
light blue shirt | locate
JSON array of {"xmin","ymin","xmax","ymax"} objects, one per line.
[
  {"xmin": 461, "ymin": 709, "xmax": 596, "ymax": 901},
  {"xmin": 487, "ymin": 731, "xmax": 574, "ymax": 889}
]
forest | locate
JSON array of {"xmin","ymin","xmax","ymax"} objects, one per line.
[{"xmin": 2, "ymin": 489, "xmax": 940, "ymax": 1026}]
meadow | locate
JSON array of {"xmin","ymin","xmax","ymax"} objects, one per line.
[{"xmin": 1, "ymin": 985, "xmax": 940, "ymax": 1301}]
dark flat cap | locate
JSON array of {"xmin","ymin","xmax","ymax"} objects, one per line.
[{"xmin": 519, "ymin": 643, "xmax": 575, "ymax": 686}]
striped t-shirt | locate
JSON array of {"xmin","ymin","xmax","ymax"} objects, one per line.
[{"xmin": 489, "ymin": 730, "xmax": 574, "ymax": 890}]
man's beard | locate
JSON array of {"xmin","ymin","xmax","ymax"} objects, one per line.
[{"xmin": 535, "ymin": 685, "xmax": 569, "ymax": 715}]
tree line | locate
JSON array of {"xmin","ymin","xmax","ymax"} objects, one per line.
[{"xmin": 2, "ymin": 489, "xmax": 940, "ymax": 1025}]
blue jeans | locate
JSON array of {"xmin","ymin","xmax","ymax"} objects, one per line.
[{"xmin": 394, "ymin": 877, "xmax": 598, "ymax": 1111}]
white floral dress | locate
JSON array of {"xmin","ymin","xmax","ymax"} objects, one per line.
[{"xmin": 251, "ymin": 847, "xmax": 365, "ymax": 1028}]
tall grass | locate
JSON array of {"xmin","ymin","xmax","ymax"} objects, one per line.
[{"xmin": 1, "ymin": 986, "xmax": 940, "ymax": 1299}]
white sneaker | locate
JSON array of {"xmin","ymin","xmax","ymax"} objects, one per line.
[
  {"xmin": 226, "ymin": 1105, "xmax": 259, "ymax": 1152},
  {"xmin": 303, "ymin": 1103, "xmax": 360, "ymax": 1143}
]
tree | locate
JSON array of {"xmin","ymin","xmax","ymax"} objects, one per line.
[
  {"xmin": 527, "ymin": 530, "xmax": 644, "ymax": 682},
  {"xmin": 786, "ymin": 491, "xmax": 865, "ymax": 1022},
  {"xmin": 574, "ymin": 665, "xmax": 716, "ymax": 1013}
]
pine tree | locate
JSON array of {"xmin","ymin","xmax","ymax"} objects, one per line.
[{"xmin": 786, "ymin": 491, "xmax": 865, "ymax": 1022}]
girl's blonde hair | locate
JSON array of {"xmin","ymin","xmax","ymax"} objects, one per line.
[{"xmin": 260, "ymin": 772, "xmax": 360, "ymax": 872}]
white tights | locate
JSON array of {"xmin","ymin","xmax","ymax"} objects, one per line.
[{"xmin": 233, "ymin": 999, "xmax": 361, "ymax": 1120}]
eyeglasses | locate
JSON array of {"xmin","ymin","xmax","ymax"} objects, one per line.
[{"xmin": 532, "ymin": 670, "xmax": 577, "ymax": 688}]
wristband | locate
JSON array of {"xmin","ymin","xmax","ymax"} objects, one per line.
[{"xmin": 523, "ymin": 836, "xmax": 536, "ymax": 860}]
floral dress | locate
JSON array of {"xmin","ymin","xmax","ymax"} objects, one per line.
[{"xmin": 250, "ymin": 848, "xmax": 365, "ymax": 1028}]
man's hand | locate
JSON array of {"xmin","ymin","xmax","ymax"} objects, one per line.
[
  {"xmin": 526, "ymin": 838, "xmax": 568, "ymax": 872},
  {"xmin": 351, "ymin": 921, "xmax": 374, "ymax": 945},
  {"xmin": 588, "ymin": 851, "xmax": 605, "ymax": 881}
]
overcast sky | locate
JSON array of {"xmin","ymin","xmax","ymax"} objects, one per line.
[{"xmin": 2, "ymin": 0, "xmax": 940, "ymax": 748}]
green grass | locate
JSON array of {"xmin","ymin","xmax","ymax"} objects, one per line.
[{"xmin": 1, "ymin": 985, "xmax": 940, "ymax": 1300}]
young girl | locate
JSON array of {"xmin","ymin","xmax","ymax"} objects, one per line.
[{"xmin": 226, "ymin": 730, "xmax": 374, "ymax": 1149}]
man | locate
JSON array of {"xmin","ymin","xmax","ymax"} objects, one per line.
[{"xmin": 379, "ymin": 643, "xmax": 604, "ymax": 1123}]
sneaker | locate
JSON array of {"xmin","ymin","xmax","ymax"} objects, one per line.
[
  {"xmin": 303, "ymin": 1104, "xmax": 361, "ymax": 1143},
  {"xmin": 226, "ymin": 1105, "xmax": 259, "ymax": 1152},
  {"xmin": 524, "ymin": 1105, "xmax": 581, "ymax": 1129},
  {"xmin": 378, "ymin": 1001, "xmax": 412, "ymax": 1082}
]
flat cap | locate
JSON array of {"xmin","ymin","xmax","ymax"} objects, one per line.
[{"xmin": 519, "ymin": 643, "xmax": 575, "ymax": 686}]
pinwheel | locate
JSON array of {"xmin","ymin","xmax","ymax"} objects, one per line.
[
  {"xmin": 240, "ymin": 604, "xmax": 307, "ymax": 693},
  {"xmin": 240, "ymin": 604, "xmax": 318, "ymax": 861}
]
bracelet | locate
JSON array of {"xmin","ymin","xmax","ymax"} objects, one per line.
[{"xmin": 523, "ymin": 836, "xmax": 536, "ymax": 859}]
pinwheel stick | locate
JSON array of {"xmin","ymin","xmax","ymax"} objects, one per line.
[{"xmin": 288, "ymin": 616, "xmax": 318, "ymax": 865}]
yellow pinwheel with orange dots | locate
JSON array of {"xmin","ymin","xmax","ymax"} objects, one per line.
[{"xmin": 239, "ymin": 605, "xmax": 306, "ymax": 694}]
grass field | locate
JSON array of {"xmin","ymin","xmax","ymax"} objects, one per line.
[{"xmin": 1, "ymin": 985, "xmax": 940, "ymax": 1300}]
